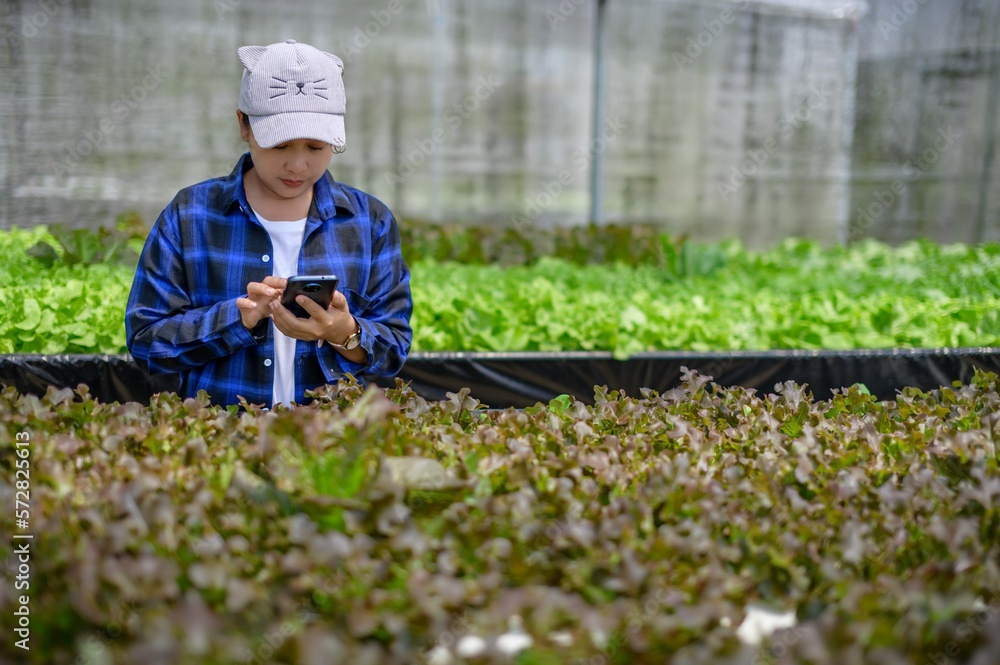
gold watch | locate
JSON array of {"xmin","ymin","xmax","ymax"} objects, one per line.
[{"xmin": 332, "ymin": 320, "xmax": 362, "ymax": 350}]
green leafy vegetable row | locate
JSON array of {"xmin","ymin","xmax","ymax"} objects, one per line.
[
  {"xmin": 398, "ymin": 220, "xmax": 684, "ymax": 268},
  {"xmin": 2, "ymin": 227, "xmax": 1000, "ymax": 356},
  {"xmin": 413, "ymin": 238, "xmax": 1000, "ymax": 355},
  {"xmin": 0, "ymin": 227, "xmax": 132, "ymax": 354},
  {"xmin": 2, "ymin": 372, "xmax": 999, "ymax": 663}
]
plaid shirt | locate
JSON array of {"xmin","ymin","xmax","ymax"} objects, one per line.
[{"xmin": 125, "ymin": 153, "xmax": 412, "ymax": 407}]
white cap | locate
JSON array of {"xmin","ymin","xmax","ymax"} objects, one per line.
[{"xmin": 237, "ymin": 40, "xmax": 346, "ymax": 151}]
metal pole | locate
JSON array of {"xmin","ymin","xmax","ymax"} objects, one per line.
[
  {"xmin": 589, "ymin": 0, "xmax": 609, "ymax": 225},
  {"xmin": 430, "ymin": 0, "xmax": 447, "ymax": 222},
  {"xmin": 837, "ymin": 8, "xmax": 865, "ymax": 245},
  {"xmin": 972, "ymin": 49, "xmax": 999, "ymax": 244}
]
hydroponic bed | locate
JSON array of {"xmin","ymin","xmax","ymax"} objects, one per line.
[
  {"xmin": 2, "ymin": 347, "xmax": 1000, "ymax": 408},
  {"xmin": 3, "ymin": 225, "xmax": 1000, "ymax": 406}
]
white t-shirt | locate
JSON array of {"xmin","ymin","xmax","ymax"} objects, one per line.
[{"xmin": 252, "ymin": 208, "xmax": 306, "ymax": 408}]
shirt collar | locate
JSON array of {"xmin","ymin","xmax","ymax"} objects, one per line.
[{"xmin": 223, "ymin": 152, "xmax": 357, "ymax": 220}]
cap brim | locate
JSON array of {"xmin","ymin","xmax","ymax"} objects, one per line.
[{"xmin": 248, "ymin": 112, "xmax": 345, "ymax": 150}]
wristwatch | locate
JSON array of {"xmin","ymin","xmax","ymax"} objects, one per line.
[{"xmin": 331, "ymin": 320, "xmax": 362, "ymax": 351}]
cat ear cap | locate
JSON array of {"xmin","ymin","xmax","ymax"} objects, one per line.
[{"xmin": 238, "ymin": 40, "xmax": 346, "ymax": 151}]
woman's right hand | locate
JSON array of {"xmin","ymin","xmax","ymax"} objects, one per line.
[{"xmin": 237, "ymin": 276, "xmax": 285, "ymax": 329}]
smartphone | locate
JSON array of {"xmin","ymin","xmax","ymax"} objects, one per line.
[{"xmin": 280, "ymin": 275, "xmax": 339, "ymax": 318}]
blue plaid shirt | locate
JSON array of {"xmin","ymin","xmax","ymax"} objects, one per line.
[{"xmin": 125, "ymin": 153, "xmax": 412, "ymax": 407}]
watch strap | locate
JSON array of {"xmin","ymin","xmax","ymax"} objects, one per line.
[{"xmin": 331, "ymin": 320, "xmax": 362, "ymax": 350}]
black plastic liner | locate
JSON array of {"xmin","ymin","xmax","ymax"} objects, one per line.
[
  {"xmin": 0, "ymin": 354, "xmax": 180, "ymax": 405},
  {"xmin": 377, "ymin": 348, "xmax": 1000, "ymax": 407},
  {"xmin": 2, "ymin": 348, "xmax": 999, "ymax": 408}
]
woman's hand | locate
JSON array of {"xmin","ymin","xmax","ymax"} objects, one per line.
[
  {"xmin": 270, "ymin": 288, "xmax": 359, "ymax": 348},
  {"xmin": 236, "ymin": 276, "xmax": 286, "ymax": 329}
]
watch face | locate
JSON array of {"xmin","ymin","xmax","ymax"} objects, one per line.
[{"xmin": 344, "ymin": 331, "xmax": 361, "ymax": 350}]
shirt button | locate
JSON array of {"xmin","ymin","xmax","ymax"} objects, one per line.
[
  {"xmin": 262, "ymin": 254, "xmax": 270, "ymax": 263},
  {"xmin": 264, "ymin": 359, "xmax": 272, "ymax": 367}
]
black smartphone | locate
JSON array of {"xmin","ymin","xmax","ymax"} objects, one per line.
[{"xmin": 280, "ymin": 275, "xmax": 339, "ymax": 318}]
